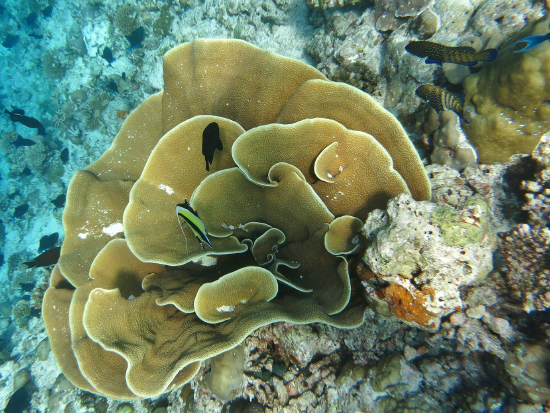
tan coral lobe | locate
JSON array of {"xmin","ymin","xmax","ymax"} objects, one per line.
[{"xmin": 42, "ymin": 39, "xmax": 430, "ymax": 400}]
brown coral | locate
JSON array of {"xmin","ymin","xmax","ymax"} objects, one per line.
[{"xmin": 43, "ymin": 39, "xmax": 430, "ymax": 400}]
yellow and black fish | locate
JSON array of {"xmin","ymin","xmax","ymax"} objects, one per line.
[
  {"xmin": 176, "ymin": 199, "xmax": 213, "ymax": 250},
  {"xmin": 415, "ymin": 85, "xmax": 467, "ymax": 121},
  {"xmin": 406, "ymin": 41, "xmax": 498, "ymax": 66}
]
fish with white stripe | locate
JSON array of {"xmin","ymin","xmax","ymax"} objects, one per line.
[{"xmin": 176, "ymin": 199, "xmax": 213, "ymax": 250}]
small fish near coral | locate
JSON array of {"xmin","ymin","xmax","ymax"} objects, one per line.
[
  {"xmin": 202, "ymin": 122, "xmax": 223, "ymax": 172},
  {"xmin": 23, "ymin": 246, "xmax": 61, "ymax": 268},
  {"xmin": 415, "ymin": 84, "xmax": 468, "ymax": 123},
  {"xmin": 39, "ymin": 232, "xmax": 59, "ymax": 252},
  {"xmin": 2, "ymin": 33, "xmax": 19, "ymax": 48},
  {"xmin": 405, "ymin": 41, "xmax": 499, "ymax": 66},
  {"xmin": 176, "ymin": 199, "xmax": 213, "ymax": 250},
  {"xmin": 13, "ymin": 136, "xmax": 36, "ymax": 148},
  {"xmin": 4, "ymin": 108, "xmax": 45, "ymax": 135},
  {"xmin": 511, "ymin": 21, "xmax": 550, "ymax": 53},
  {"xmin": 126, "ymin": 26, "xmax": 145, "ymax": 49},
  {"xmin": 60, "ymin": 147, "xmax": 69, "ymax": 163},
  {"xmin": 101, "ymin": 46, "xmax": 115, "ymax": 66},
  {"xmin": 51, "ymin": 194, "xmax": 66, "ymax": 208},
  {"xmin": 13, "ymin": 203, "xmax": 29, "ymax": 218}
]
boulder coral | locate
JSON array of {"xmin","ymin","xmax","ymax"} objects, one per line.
[
  {"xmin": 462, "ymin": 14, "xmax": 550, "ymax": 163},
  {"xmin": 42, "ymin": 39, "xmax": 430, "ymax": 400}
]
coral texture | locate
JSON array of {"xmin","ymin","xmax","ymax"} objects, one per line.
[
  {"xmin": 500, "ymin": 132, "xmax": 550, "ymax": 312},
  {"xmin": 361, "ymin": 193, "xmax": 494, "ymax": 331},
  {"xmin": 42, "ymin": 39, "xmax": 430, "ymax": 400},
  {"xmin": 462, "ymin": 14, "xmax": 550, "ymax": 163}
]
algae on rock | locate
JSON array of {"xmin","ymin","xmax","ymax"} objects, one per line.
[{"xmin": 361, "ymin": 194, "xmax": 494, "ymax": 330}]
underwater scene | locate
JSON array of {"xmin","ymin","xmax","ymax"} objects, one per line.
[{"xmin": 1, "ymin": 0, "xmax": 550, "ymax": 412}]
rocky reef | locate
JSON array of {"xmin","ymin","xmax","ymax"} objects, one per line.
[{"xmin": 0, "ymin": 0, "xmax": 549, "ymax": 412}]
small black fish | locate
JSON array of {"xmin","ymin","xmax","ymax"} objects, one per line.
[
  {"xmin": 3, "ymin": 34, "xmax": 19, "ymax": 48},
  {"xmin": 126, "ymin": 26, "xmax": 145, "ymax": 49},
  {"xmin": 26, "ymin": 11, "xmax": 39, "ymax": 26},
  {"xmin": 23, "ymin": 246, "xmax": 61, "ymax": 268},
  {"xmin": 4, "ymin": 108, "xmax": 44, "ymax": 129},
  {"xmin": 20, "ymin": 167, "xmax": 32, "ymax": 176},
  {"xmin": 60, "ymin": 147, "xmax": 69, "ymax": 163},
  {"xmin": 102, "ymin": 46, "xmax": 115, "ymax": 66},
  {"xmin": 14, "ymin": 203, "xmax": 29, "ymax": 218},
  {"xmin": 13, "ymin": 136, "xmax": 36, "ymax": 148},
  {"xmin": 39, "ymin": 232, "xmax": 59, "ymax": 252},
  {"xmin": 415, "ymin": 85, "xmax": 467, "ymax": 121},
  {"xmin": 42, "ymin": 5, "xmax": 53, "ymax": 17},
  {"xmin": 4, "ymin": 387, "xmax": 30, "ymax": 413},
  {"xmin": 20, "ymin": 282, "xmax": 35, "ymax": 292},
  {"xmin": 52, "ymin": 194, "xmax": 66, "ymax": 208},
  {"xmin": 406, "ymin": 41, "xmax": 498, "ymax": 66},
  {"xmin": 202, "ymin": 122, "xmax": 222, "ymax": 172},
  {"xmin": 107, "ymin": 80, "xmax": 118, "ymax": 93}
]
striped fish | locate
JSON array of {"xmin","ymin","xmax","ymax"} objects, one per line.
[
  {"xmin": 406, "ymin": 41, "xmax": 498, "ymax": 66},
  {"xmin": 415, "ymin": 85, "xmax": 467, "ymax": 121},
  {"xmin": 176, "ymin": 200, "xmax": 213, "ymax": 250}
]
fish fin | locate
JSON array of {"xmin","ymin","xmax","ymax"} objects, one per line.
[
  {"xmin": 13, "ymin": 108, "xmax": 25, "ymax": 115},
  {"xmin": 22, "ymin": 260, "xmax": 36, "ymax": 268},
  {"xmin": 424, "ymin": 58, "xmax": 440, "ymax": 65},
  {"xmin": 511, "ymin": 34, "xmax": 548, "ymax": 53},
  {"xmin": 216, "ymin": 140, "xmax": 223, "ymax": 151},
  {"xmin": 4, "ymin": 109, "xmax": 10, "ymax": 114},
  {"xmin": 37, "ymin": 127, "xmax": 46, "ymax": 136},
  {"xmin": 483, "ymin": 48, "xmax": 499, "ymax": 62}
]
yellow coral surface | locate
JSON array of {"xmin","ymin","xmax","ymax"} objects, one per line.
[
  {"xmin": 463, "ymin": 15, "xmax": 550, "ymax": 163},
  {"xmin": 42, "ymin": 39, "xmax": 430, "ymax": 399}
]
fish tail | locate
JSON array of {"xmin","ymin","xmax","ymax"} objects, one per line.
[
  {"xmin": 4, "ymin": 109, "xmax": 11, "ymax": 114},
  {"xmin": 511, "ymin": 34, "xmax": 549, "ymax": 53},
  {"xmin": 480, "ymin": 48, "xmax": 498, "ymax": 62}
]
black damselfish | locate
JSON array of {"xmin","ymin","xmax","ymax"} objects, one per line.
[
  {"xmin": 405, "ymin": 41, "xmax": 498, "ymax": 66},
  {"xmin": 202, "ymin": 122, "xmax": 223, "ymax": 172},
  {"xmin": 126, "ymin": 26, "xmax": 145, "ymax": 49},
  {"xmin": 39, "ymin": 232, "xmax": 59, "ymax": 252},
  {"xmin": 4, "ymin": 108, "xmax": 44, "ymax": 130},
  {"xmin": 52, "ymin": 194, "xmax": 66, "ymax": 208},
  {"xmin": 13, "ymin": 136, "xmax": 36, "ymax": 148},
  {"xmin": 102, "ymin": 46, "xmax": 115, "ymax": 66},
  {"xmin": 23, "ymin": 246, "xmax": 61, "ymax": 268},
  {"xmin": 2, "ymin": 34, "xmax": 19, "ymax": 48},
  {"xmin": 14, "ymin": 203, "xmax": 29, "ymax": 218}
]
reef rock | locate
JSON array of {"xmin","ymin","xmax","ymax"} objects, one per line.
[{"xmin": 361, "ymin": 193, "xmax": 494, "ymax": 331}]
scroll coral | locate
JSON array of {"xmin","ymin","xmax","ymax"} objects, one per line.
[{"xmin": 42, "ymin": 39, "xmax": 430, "ymax": 400}]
